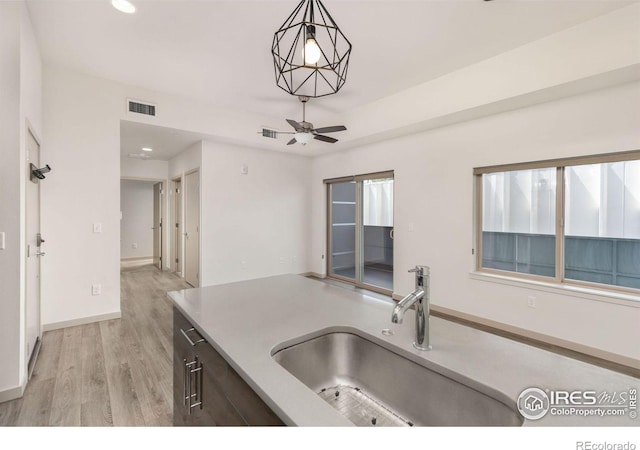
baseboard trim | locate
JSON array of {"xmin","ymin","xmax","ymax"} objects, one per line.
[
  {"xmin": 27, "ymin": 337, "xmax": 42, "ymax": 380},
  {"xmin": 0, "ymin": 383, "xmax": 26, "ymax": 403},
  {"xmin": 42, "ymin": 311, "xmax": 122, "ymax": 332},
  {"xmin": 428, "ymin": 304, "xmax": 639, "ymax": 376},
  {"xmin": 120, "ymin": 256, "xmax": 153, "ymax": 261},
  {"xmin": 301, "ymin": 272, "xmax": 325, "ymax": 279}
]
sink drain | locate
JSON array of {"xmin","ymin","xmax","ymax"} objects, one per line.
[{"xmin": 317, "ymin": 384, "xmax": 412, "ymax": 427}]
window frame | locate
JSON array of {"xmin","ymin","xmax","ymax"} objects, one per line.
[{"xmin": 474, "ymin": 150, "xmax": 640, "ymax": 295}]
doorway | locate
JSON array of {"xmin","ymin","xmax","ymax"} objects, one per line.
[
  {"xmin": 120, "ymin": 178, "xmax": 165, "ymax": 269},
  {"xmin": 184, "ymin": 170, "xmax": 200, "ymax": 287},
  {"xmin": 25, "ymin": 128, "xmax": 43, "ymax": 372},
  {"xmin": 153, "ymin": 182, "xmax": 163, "ymax": 270},
  {"xmin": 326, "ymin": 171, "xmax": 394, "ymax": 294}
]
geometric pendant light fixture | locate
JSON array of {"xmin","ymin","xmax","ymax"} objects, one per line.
[{"xmin": 272, "ymin": 0, "xmax": 352, "ymax": 98}]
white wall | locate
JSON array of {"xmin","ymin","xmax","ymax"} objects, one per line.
[
  {"xmin": 0, "ymin": 2, "xmax": 23, "ymax": 398},
  {"xmin": 41, "ymin": 67, "xmax": 122, "ymax": 328},
  {"xmin": 0, "ymin": 1, "xmax": 43, "ymax": 399},
  {"xmin": 120, "ymin": 180, "xmax": 155, "ymax": 260},
  {"xmin": 199, "ymin": 141, "xmax": 311, "ymax": 286},
  {"xmin": 121, "ymin": 157, "xmax": 168, "ymax": 181},
  {"xmin": 169, "ymin": 142, "xmax": 202, "ymax": 179},
  {"xmin": 310, "ymin": 82, "xmax": 640, "ymax": 365}
]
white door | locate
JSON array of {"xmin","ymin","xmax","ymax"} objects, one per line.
[
  {"xmin": 184, "ymin": 171, "xmax": 200, "ymax": 287},
  {"xmin": 173, "ymin": 179, "xmax": 182, "ymax": 274},
  {"xmin": 25, "ymin": 130, "xmax": 42, "ymax": 364},
  {"xmin": 153, "ymin": 182, "xmax": 163, "ymax": 270}
]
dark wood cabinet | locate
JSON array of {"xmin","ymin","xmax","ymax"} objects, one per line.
[{"xmin": 173, "ymin": 307, "xmax": 284, "ymax": 426}]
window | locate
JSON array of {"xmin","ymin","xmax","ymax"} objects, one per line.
[{"xmin": 475, "ymin": 151, "xmax": 640, "ymax": 293}]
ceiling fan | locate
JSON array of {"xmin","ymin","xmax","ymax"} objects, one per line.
[{"xmin": 261, "ymin": 96, "xmax": 347, "ymax": 145}]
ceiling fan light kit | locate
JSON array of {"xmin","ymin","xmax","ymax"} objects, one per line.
[
  {"xmin": 260, "ymin": 96, "xmax": 347, "ymax": 146},
  {"xmin": 272, "ymin": 0, "xmax": 352, "ymax": 98}
]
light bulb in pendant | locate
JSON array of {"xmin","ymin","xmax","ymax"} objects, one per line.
[
  {"xmin": 303, "ymin": 39, "xmax": 321, "ymax": 64},
  {"xmin": 302, "ymin": 24, "xmax": 321, "ymax": 65}
]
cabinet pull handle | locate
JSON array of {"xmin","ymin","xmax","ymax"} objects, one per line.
[
  {"xmin": 183, "ymin": 358, "xmax": 188, "ymax": 406},
  {"xmin": 185, "ymin": 358, "xmax": 199, "ymax": 414},
  {"xmin": 190, "ymin": 362, "xmax": 203, "ymax": 411},
  {"xmin": 181, "ymin": 327, "xmax": 206, "ymax": 346}
]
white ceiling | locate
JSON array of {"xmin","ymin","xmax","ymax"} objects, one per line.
[
  {"xmin": 27, "ymin": 0, "xmax": 633, "ymax": 158},
  {"xmin": 120, "ymin": 120, "xmax": 215, "ymax": 160}
]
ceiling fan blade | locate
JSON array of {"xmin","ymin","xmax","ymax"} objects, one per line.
[
  {"xmin": 313, "ymin": 125, "xmax": 347, "ymax": 134},
  {"xmin": 287, "ymin": 138, "xmax": 297, "ymax": 145},
  {"xmin": 286, "ymin": 119, "xmax": 303, "ymax": 131},
  {"xmin": 314, "ymin": 134, "xmax": 338, "ymax": 144}
]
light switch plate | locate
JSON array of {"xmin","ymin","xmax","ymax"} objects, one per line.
[
  {"xmin": 92, "ymin": 284, "xmax": 101, "ymax": 296},
  {"xmin": 241, "ymin": 165, "xmax": 249, "ymax": 175},
  {"xmin": 0, "ymin": 232, "xmax": 5, "ymax": 250},
  {"xmin": 93, "ymin": 223, "xmax": 102, "ymax": 233}
]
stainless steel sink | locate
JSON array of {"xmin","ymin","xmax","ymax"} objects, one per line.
[{"xmin": 272, "ymin": 331, "xmax": 523, "ymax": 427}]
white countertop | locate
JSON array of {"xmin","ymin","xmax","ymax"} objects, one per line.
[{"xmin": 168, "ymin": 274, "xmax": 639, "ymax": 427}]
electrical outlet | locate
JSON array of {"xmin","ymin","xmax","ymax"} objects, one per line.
[
  {"xmin": 527, "ymin": 295, "xmax": 536, "ymax": 308},
  {"xmin": 132, "ymin": 243, "xmax": 138, "ymax": 249},
  {"xmin": 240, "ymin": 165, "xmax": 249, "ymax": 175},
  {"xmin": 92, "ymin": 284, "xmax": 102, "ymax": 296}
]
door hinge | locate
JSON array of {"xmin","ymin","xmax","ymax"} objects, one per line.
[
  {"xmin": 175, "ymin": 258, "xmax": 179, "ymax": 263},
  {"xmin": 176, "ymin": 223, "xmax": 179, "ymax": 228}
]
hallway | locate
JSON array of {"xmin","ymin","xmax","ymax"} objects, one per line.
[{"xmin": 0, "ymin": 265, "xmax": 189, "ymax": 426}]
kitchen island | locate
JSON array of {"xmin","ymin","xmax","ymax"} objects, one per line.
[{"xmin": 168, "ymin": 274, "xmax": 638, "ymax": 427}]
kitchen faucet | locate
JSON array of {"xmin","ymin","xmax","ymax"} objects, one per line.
[{"xmin": 391, "ymin": 265, "xmax": 431, "ymax": 350}]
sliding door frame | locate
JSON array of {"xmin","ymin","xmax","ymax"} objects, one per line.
[{"xmin": 325, "ymin": 170, "xmax": 394, "ymax": 296}]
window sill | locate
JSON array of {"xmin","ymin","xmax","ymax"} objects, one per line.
[{"xmin": 469, "ymin": 271, "xmax": 640, "ymax": 308}]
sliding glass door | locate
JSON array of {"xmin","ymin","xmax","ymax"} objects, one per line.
[
  {"xmin": 327, "ymin": 172, "xmax": 394, "ymax": 293},
  {"xmin": 328, "ymin": 180, "xmax": 357, "ymax": 281},
  {"xmin": 361, "ymin": 177, "xmax": 394, "ymax": 290}
]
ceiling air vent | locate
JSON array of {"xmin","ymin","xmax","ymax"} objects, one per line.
[
  {"xmin": 128, "ymin": 153, "xmax": 151, "ymax": 160},
  {"xmin": 127, "ymin": 99, "xmax": 156, "ymax": 116}
]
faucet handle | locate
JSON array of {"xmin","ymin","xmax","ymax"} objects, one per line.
[{"xmin": 408, "ymin": 266, "xmax": 423, "ymax": 275}]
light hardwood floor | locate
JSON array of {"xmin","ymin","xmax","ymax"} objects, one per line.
[{"xmin": 0, "ymin": 264, "xmax": 190, "ymax": 426}]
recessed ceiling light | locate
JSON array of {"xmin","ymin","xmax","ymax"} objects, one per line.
[
  {"xmin": 142, "ymin": 147, "xmax": 153, "ymax": 152},
  {"xmin": 112, "ymin": 0, "xmax": 136, "ymax": 14}
]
